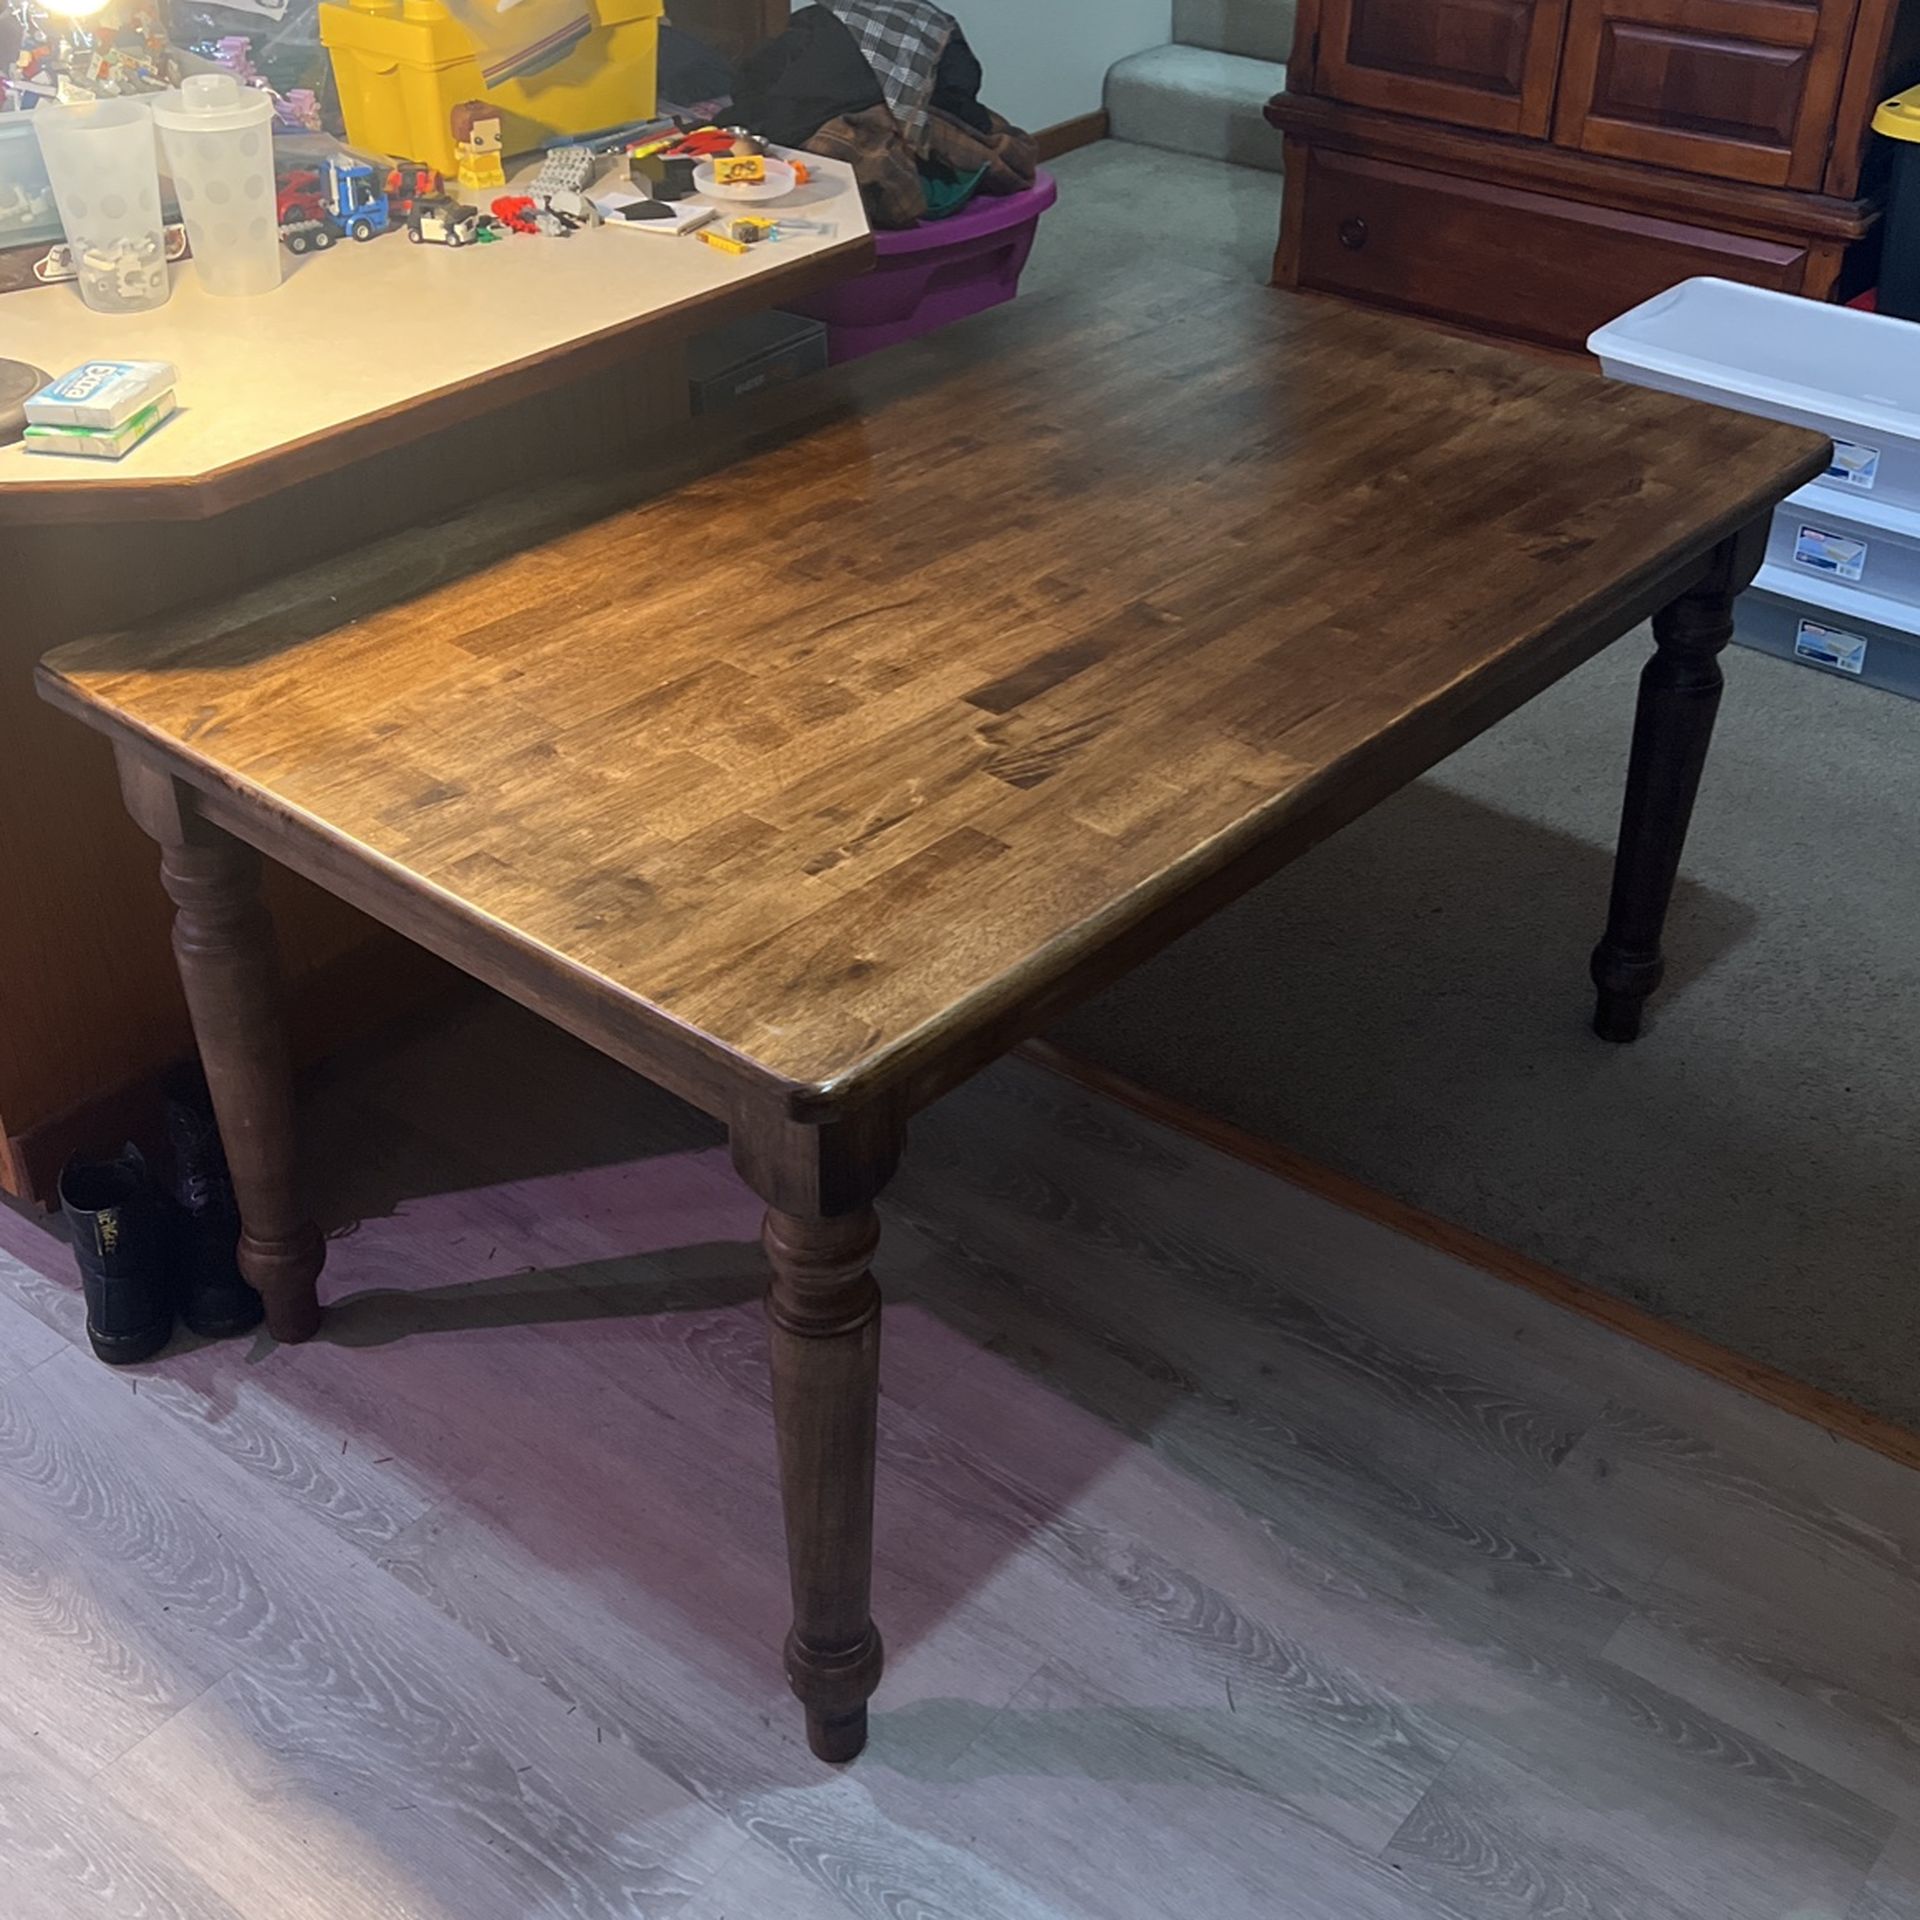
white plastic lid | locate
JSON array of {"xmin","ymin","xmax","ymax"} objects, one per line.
[{"xmin": 151, "ymin": 73, "xmax": 274, "ymax": 134}]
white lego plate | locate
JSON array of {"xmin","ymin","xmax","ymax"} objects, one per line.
[{"xmin": 692, "ymin": 158, "xmax": 800, "ymax": 202}]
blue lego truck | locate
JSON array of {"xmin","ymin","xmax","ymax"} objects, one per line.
[
  {"xmin": 321, "ymin": 156, "xmax": 391, "ymax": 241},
  {"xmin": 278, "ymin": 154, "xmax": 392, "ymax": 253}
]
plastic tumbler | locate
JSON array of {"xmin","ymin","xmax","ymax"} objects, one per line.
[
  {"xmin": 31, "ymin": 98, "xmax": 170, "ymax": 315},
  {"xmin": 152, "ymin": 74, "xmax": 281, "ymax": 298}
]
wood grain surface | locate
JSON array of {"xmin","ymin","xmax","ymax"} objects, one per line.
[
  {"xmin": 1266, "ymin": 91, "xmax": 1881, "ymax": 241},
  {"xmin": 1270, "ymin": 0, "xmax": 1908, "ymax": 348},
  {"xmin": 1309, "ymin": 0, "xmax": 1573, "ymax": 137},
  {"xmin": 37, "ymin": 282, "xmax": 1828, "ymax": 1123},
  {"xmin": 0, "ymin": 996, "xmax": 1912, "ymax": 1918},
  {"xmin": 0, "ymin": 352, "xmax": 683, "ymax": 1208},
  {"xmin": 1021, "ymin": 1040, "xmax": 1920, "ymax": 1475}
]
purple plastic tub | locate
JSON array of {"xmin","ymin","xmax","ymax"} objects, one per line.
[{"xmin": 789, "ymin": 170, "xmax": 1058, "ymax": 363}]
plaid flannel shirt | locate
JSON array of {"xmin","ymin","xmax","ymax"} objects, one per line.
[{"xmin": 819, "ymin": 0, "xmax": 957, "ymax": 152}]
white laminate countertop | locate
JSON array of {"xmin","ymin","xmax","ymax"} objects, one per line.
[{"xmin": 0, "ymin": 154, "xmax": 869, "ymax": 518}]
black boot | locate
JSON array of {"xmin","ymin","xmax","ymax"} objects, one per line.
[
  {"xmin": 163, "ymin": 1062, "xmax": 265, "ymax": 1340},
  {"xmin": 59, "ymin": 1145, "xmax": 174, "ymax": 1365}
]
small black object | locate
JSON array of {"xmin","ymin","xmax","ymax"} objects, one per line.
[
  {"xmin": 1878, "ymin": 130, "xmax": 1920, "ymax": 320},
  {"xmin": 59, "ymin": 1144, "xmax": 174, "ymax": 1365},
  {"xmin": 687, "ymin": 310, "xmax": 830, "ymax": 415},
  {"xmin": 655, "ymin": 20, "xmax": 733, "ymax": 105},
  {"xmin": 619, "ymin": 199, "xmax": 676, "ymax": 222},
  {"xmin": 731, "ymin": 5, "xmax": 884, "ymax": 150},
  {"xmin": 632, "ymin": 151, "xmax": 699, "ymax": 199},
  {"xmin": 0, "ymin": 358, "xmax": 48, "ymax": 449},
  {"xmin": 162, "ymin": 1062, "xmax": 265, "ymax": 1339}
]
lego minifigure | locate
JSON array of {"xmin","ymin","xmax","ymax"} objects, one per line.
[{"xmin": 451, "ymin": 99, "xmax": 506, "ymax": 192}]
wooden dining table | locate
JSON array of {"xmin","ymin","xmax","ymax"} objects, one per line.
[{"xmin": 36, "ymin": 279, "xmax": 1828, "ymax": 1764}]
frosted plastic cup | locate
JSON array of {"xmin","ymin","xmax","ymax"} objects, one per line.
[
  {"xmin": 152, "ymin": 74, "xmax": 281, "ymax": 298},
  {"xmin": 31, "ymin": 97, "xmax": 170, "ymax": 314}
]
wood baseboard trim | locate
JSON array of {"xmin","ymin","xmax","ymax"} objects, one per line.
[
  {"xmin": 1019, "ymin": 1039, "xmax": 1920, "ymax": 1476},
  {"xmin": 1035, "ymin": 111, "xmax": 1109, "ymax": 162}
]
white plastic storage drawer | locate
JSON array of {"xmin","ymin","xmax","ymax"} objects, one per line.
[
  {"xmin": 1736, "ymin": 567, "xmax": 1920, "ymax": 702},
  {"xmin": 1590, "ymin": 278, "xmax": 1920, "ymax": 512},
  {"xmin": 1766, "ymin": 486, "xmax": 1920, "ymax": 601}
]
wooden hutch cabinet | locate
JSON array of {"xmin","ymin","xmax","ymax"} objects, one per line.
[{"xmin": 1268, "ymin": 0, "xmax": 1920, "ymax": 348}]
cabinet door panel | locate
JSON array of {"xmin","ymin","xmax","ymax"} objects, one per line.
[
  {"xmin": 1553, "ymin": 0, "xmax": 1860, "ymax": 187},
  {"xmin": 1316, "ymin": 0, "xmax": 1572, "ymax": 134}
]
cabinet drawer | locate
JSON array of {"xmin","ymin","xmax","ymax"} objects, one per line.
[{"xmin": 1294, "ymin": 149, "xmax": 1809, "ymax": 348}]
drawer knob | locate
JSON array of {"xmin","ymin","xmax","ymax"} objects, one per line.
[{"xmin": 1338, "ymin": 216, "xmax": 1369, "ymax": 251}]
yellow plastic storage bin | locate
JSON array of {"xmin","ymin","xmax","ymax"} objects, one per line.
[{"xmin": 319, "ymin": 0, "xmax": 662, "ymax": 174}]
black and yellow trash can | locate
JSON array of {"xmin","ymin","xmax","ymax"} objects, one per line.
[{"xmin": 1872, "ymin": 85, "xmax": 1920, "ymax": 320}]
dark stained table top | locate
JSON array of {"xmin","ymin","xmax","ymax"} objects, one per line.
[{"xmin": 40, "ymin": 281, "xmax": 1829, "ymax": 1119}]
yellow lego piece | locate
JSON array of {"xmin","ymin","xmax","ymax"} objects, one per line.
[
  {"xmin": 320, "ymin": 0, "xmax": 663, "ymax": 177},
  {"xmin": 698, "ymin": 227, "xmax": 750, "ymax": 255},
  {"xmin": 715, "ymin": 154, "xmax": 767, "ymax": 186},
  {"xmin": 456, "ymin": 152, "xmax": 507, "ymax": 191}
]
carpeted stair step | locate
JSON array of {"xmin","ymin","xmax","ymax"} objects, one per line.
[
  {"xmin": 1105, "ymin": 44, "xmax": 1288, "ymax": 172},
  {"xmin": 1175, "ymin": 0, "xmax": 1296, "ymax": 64}
]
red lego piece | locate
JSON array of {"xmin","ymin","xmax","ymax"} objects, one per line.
[
  {"xmin": 491, "ymin": 194, "xmax": 539, "ymax": 234},
  {"xmin": 663, "ymin": 129, "xmax": 737, "ymax": 158}
]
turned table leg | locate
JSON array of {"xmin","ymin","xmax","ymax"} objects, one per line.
[
  {"xmin": 733, "ymin": 1109, "xmax": 899, "ymax": 1763},
  {"xmin": 118, "ymin": 754, "xmax": 325, "ymax": 1342},
  {"xmin": 1591, "ymin": 523, "xmax": 1766, "ymax": 1044}
]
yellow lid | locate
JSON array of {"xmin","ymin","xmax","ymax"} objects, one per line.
[
  {"xmin": 1874, "ymin": 84, "xmax": 1920, "ymax": 143},
  {"xmin": 319, "ymin": 0, "xmax": 470, "ymax": 63},
  {"xmin": 320, "ymin": 0, "xmax": 658, "ymax": 57}
]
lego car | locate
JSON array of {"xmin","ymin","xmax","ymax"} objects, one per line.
[{"xmin": 408, "ymin": 196, "xmax": 481, "ymax": 248}]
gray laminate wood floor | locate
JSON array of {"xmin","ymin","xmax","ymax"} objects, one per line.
[{"xmin": 0, "ymin": 991, "xmax": 1914, "ymax": 1919}]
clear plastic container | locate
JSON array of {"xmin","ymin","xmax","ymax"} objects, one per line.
[
  {"xmin": 1762, "ymin": 484, "xmax": 1920, "ymax": 604},
  {"xmin": 152, "ymin": 74, "xmax": 281, "ymax": 298},
  {"xmin": 1738, "ymin": 566, "xmax": 1920, "ymax": 702},
  {"xmin": 31, "ymin": 98, "xmax": 171, "ymax": 315},
  {"xmin": 0, "ymin": 116, "xmax": 64, "ymax": 251}
]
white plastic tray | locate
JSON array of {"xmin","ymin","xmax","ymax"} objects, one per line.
[{"xmin": 1589, "ymin": 278, "xmax": 1920, "ymax": 510}]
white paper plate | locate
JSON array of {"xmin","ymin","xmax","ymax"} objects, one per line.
[{"xmin": 692, "ymin": 157, "xmax": 799, "ymax": 203}]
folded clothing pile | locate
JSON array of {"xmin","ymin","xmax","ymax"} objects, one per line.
[{"xmin": 732, "ymin": 2, "xmax": 1038, "ymax": 228}]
